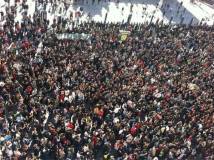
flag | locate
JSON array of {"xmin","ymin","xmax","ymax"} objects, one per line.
[
  {"xmin": 119, "ymin": 30, "xmax": 130, "ymax": 42},
  {"xmin": 120, "ymin": 33, "xmax": 128, "ymax": 41}
]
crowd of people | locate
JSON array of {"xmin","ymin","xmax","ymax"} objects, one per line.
[{"xmin": 0, "ymin": 0, "xmax": 214, "ymax": 160}]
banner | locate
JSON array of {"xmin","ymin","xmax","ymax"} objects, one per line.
[{"xmin": 56, "ymin": 33, "xmax": 92, "ymax": 40}]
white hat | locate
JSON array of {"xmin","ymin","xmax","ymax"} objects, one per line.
[{"xmin": 0, "ymin": 82, "xmax": 5, "ymax": 87}]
